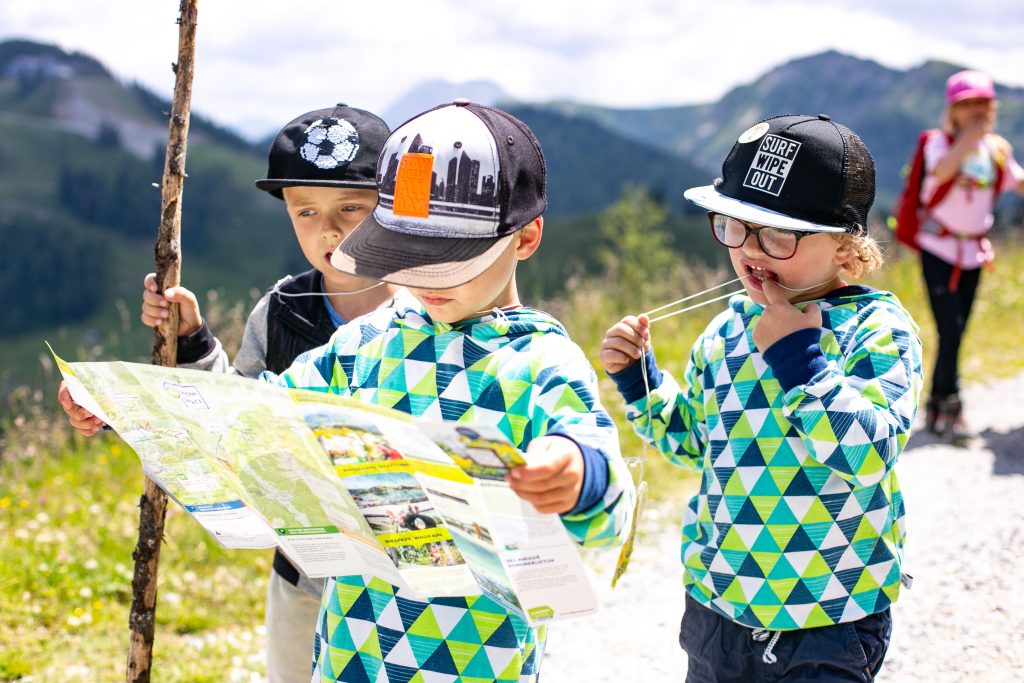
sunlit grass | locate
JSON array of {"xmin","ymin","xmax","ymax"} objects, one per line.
[{"xmin": 0, "ymin": 425, "xmax": 270, "ymax": 682}]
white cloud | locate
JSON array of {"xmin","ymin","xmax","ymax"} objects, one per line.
[{"xmin": 1, "ymin": 0, "xmax": 1022, "ymax": 138}]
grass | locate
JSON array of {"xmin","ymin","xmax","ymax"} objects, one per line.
[
  {"xmin": 0, "ymin": 418, "xmax": 271, "ymax": 682},
  {"xmin": 1, "ymin": 235, "xmax": 1022, "ymax": 680}
]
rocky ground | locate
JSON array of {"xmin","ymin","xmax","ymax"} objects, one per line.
[{"xmin": 542, "ymin": 374, "xmax": 1024, "ymax": 682}]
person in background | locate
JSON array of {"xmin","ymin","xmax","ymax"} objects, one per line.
[{"xmin": 915, "ymin": 70, "xmax": 1024, "ymax": 440}]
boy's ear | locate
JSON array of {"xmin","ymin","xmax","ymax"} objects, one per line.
[
  {"xmin": 514, "ymin": 217, "xmax": 543, "ymax": 260},
  {"xmin": 832, "ymin": 240, "xmax": 852, "ymax": 268}
]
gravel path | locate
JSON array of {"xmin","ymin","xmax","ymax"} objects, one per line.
[{"xmin": 542, "ymin": 374, "xmax": 1024, "ymax": 682}]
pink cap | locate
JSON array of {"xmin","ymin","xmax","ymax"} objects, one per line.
[{"xmin": 946, "ymin": 70, "xmax": 996, "ymax": 104}]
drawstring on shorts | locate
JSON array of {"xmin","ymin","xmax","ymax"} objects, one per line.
[{"xmin": 751, "ymin": 628, "xmax": 780, "ymax": 664}]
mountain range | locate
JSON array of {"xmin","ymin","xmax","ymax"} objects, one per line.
[{"xmin": 1, "ymin": 39, "xmax": 1022, "ymax": 395}]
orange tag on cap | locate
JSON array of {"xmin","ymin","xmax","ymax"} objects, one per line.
[{"xmin": 393, "ymin": 153, "xmax": 434, "ymax": 218}]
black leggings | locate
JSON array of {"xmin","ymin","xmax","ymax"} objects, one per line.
[{"xmin": 920, "ymin": 250, "xmax": 982, "ymax": 400}]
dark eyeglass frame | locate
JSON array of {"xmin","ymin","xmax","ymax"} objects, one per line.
[{"xmin": 707, "ymin": 212, "xmax": 814, "ymax": 260}]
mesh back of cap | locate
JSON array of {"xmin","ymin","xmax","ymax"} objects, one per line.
[{"xmin": 838, "ymin": 127, "xmax": 875, "ymax": 234}]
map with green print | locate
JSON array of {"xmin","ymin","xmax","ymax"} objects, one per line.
[{"xmin": 54, "ymin": 352, "xmax": 600, "ymax": 623}]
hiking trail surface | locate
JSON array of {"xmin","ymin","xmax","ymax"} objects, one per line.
[{"xmin": 542, "ymin": 373, "xmax": 1024, "ymax": 682}]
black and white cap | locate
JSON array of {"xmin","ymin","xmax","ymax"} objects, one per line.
[
  {"xmin": 684, "ymin": 114, "xmax": 875, "ymax": 234},
  {"xmin": 255, "ymin": 104, "xmax": 390, "ymax": 199},
  {"xmin": 331, "ymin": 100, "xmax": 547, "ymax": 288}
]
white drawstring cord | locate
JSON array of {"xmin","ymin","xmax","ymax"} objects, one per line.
[
  {"xmin": 643, "ymin": 276, "xmax": 748, "ymax": 323},
  {"xmin": 627, "ymin": 276, "xmax": 749, "ymax": 464},
  {"xmin": 269, "ymin": 280, "xmax": 387, "ymax": 297},
  {"xmin": 751, "ymin": 628, "xmax": 780, "ymax": 664},
  {"xmin": 772, "ymin": 274, "xmax": 840, "ymax": 293}
]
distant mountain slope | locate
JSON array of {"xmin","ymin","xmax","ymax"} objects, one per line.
[
  {"xmin": 504, "ymin": 105, "xmax": 709, "ymax": 216},
  {"xmin": 542, "ymin": 51, "xmax": 1024, "ymax": 209},
  {"xmin": 0, "ymin": 40, "xmax": 299, "ymax": 345}
]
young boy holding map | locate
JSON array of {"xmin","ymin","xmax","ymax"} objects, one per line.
[{"xmin": 59, "ymin": 101, "xmax": 635, "ymax": 682}]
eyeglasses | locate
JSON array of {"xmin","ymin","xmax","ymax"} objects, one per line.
[{"xmin": 708, "ymin": 212, "xmax": 813, "ymax": 260}]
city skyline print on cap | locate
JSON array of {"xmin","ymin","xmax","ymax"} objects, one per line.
[{"xmin": 375, "ymin": 106, "xmax": 501, "ymax": 238}]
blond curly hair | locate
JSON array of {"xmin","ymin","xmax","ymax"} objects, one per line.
[{"xmin": 833, "ymin": 232, "xmax": 884, "ymax": 278}]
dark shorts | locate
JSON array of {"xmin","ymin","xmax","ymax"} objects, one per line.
[{"xmin": 679, "ymin": 594, "xmax": 892, "ymax": 683}]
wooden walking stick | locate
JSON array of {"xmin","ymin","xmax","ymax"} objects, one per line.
[{"xmin": 126, "ymin": 1, "xmax": 198, "ymax": 680}]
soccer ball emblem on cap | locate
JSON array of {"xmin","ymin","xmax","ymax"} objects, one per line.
[{"xmin": 300, "ymin": 118, "xmax": 360, "ymax": 170}]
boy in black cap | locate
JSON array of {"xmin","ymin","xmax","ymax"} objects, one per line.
[
  {"xmin": 600, "ymin": 115, "xmax": 923, "ymax": 681},
  {"xmin": 60, "ymin": 104, "xmax": 411, "ymax": 683},
  {"xmin": 264, "ymin": 101, "xmax": 635, "ymax": 682}
]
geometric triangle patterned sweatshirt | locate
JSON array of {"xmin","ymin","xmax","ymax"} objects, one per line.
[
  {"xmin": 610, "ymin": 285, "xmax": 923, "ymax": 630},
  {"xmin": 265, "ymin": 305, "xmax": 633, "ymax": 682}
]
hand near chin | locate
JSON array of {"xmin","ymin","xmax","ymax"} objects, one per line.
[{"xmin": 752, "ymin": 279, "xmax": 823, "ymax": 353}]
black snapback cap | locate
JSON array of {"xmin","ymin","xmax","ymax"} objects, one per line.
[
  {"xmin": 684, "ymin": 114, "xmax": 875, "ymax": 234},
  {"xmin": 255, "ymin": 104, "xmax": 390, "ymax": 199},
  {"xmin": 330, "ymin": 100, "xmax": 547, "ymax": 289}
]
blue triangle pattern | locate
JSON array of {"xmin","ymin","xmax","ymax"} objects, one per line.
[
  {"xmin": 381, "ymin": 661, "xmax": 418, "ymax": 683},
  {"xmin": 337, "ymin": 653, "xmax": 374, "ymax": 683},
  {"xmin": 346, "ymin": 590, "xmax": 375, "ymax": 622},
  {"xmin": 394, "ymin": 595, "xmax": 428, "ymax": 631},
  {"xmin": 376, "ymin": 625, "xmax": 404, "ymax": 660},
  {"xmin": 420, "ymin": 641, "xmax": 458, "ymax": 675},
  {"xmin": 406, "ymin": 336, "xmax": 436, "ymax": 363},
  {"xmin": 484, "ymin": 617, "xmax": 518, "ymax": 648}
]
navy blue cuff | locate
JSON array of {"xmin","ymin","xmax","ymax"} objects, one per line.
[
  {"xmin": 547, "ymin": 430, "xmax": 609, "ymax": 515},
  {"xmin": 176, "ymin": 320, "xmax": 216, "ymax": 364},
  {"xmin": 762, "ymin": 328, "xmax": 828, "ymax": 393},
  {"xmin": 607, "ymin": 350, "xmax": 662, "ymax": 403}
]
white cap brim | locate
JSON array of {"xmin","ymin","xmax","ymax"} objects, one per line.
[{"xmin": 683, "ymin": 185, "xmax": 847, "ymax": 234}]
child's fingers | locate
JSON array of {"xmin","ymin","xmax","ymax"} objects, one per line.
[
  {"xmin": 600, "ymin": 335, "xmax": 644, "ymax": 361},
  {"xmin": 141, "ymin": 283, "xmax": 171, "ymax": 328},
  {"xmin": 761, "ymin": 279, "xmax": 791, "ymax": 306},
  {"xmin": 803, "ymin": 302, "xmax": 823, "ymax": 327},
  {"xmin": 67, "ymin": 402, "xmax": 98, "ymax": 423},
  {"xmin": 517, "ymin": 436, "xmax": 578, "ymax": 476},
  {"xmin": 142, "ymin": 287, "xmax": 170, "ymax": 309},
  {"xmin": 603, "ymin": 319, "xmax": 648, "ymax": 349},
  {"xmin": 636, "ymin": 313, "xmax": 651, "ymax": 334},
  {"xmin": 508, "ymin": 436, "xmax": 583, "ymax": 515},
  {"xmin": 509, "ymin": 458, "xmax": 570, "ymax": 488},
  {"xmin": 57, "ymin": 381, "xmax": 72, "ymax": 409},
  {"xmin": 598, "ymin": 347, "xmax": 637, "ymax": 371},
  {"xmin": 164, "ymin": 286, "xmax": 199, "ymax": 307},
  {"xmin": 58, "ymin": 384, "xmax": 106, "ymax": 436},
  {"xmin": 511, "ymin": 485, "xmax": 579, "ymax": 514},
  {"xmin": 69, "ymin": 414, "xmax": 104, "ymax": 435},
  {"xmin": 144, "ymin": 272, "xmax": 159, "ymax": 292}
]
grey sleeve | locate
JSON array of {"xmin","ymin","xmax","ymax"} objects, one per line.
[
  {"xmin": 230, "ymin": 295, "xmax": 271, "ymax": 379},
  {"xmin": 178, "ymin": 294, "xmax": 270, "ymax": 379}
]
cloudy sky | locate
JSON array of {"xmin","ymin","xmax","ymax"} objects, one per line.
[{"xmin": 2, "ymin": 1, "xmax": 1022, "ymax": 138}]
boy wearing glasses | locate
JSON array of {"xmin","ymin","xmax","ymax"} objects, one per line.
[{"xmin": 600, "ymin": 115, "xmax": 922, "ymax": 682}]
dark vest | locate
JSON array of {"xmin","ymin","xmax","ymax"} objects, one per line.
[
  {"xmin": 265, "ymin": 269, "xmax": 338, "ymax": 585},
  {"xmin": 265, "ymin": 269, "xmax": 338, "ymax": 374}
]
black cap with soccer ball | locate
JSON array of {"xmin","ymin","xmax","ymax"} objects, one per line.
[
  {"xmin": 255, "ymin": 104, "xmax": 391, "ymax": 199},
  {"xmin": 684, "ymin": 114, "xmax": 875, "ymax": 235}
]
